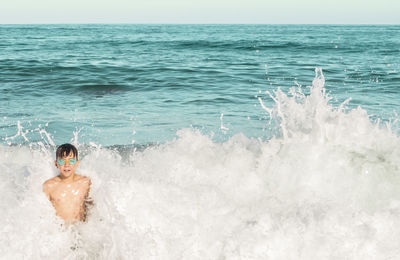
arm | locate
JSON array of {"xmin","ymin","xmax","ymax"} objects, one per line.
[
  {"xmin": 43, "ymin": 181, "xmax": 51, "ymax": 200},
  {"xmin": 84, "ymin": 178, "xmax": 93, "ymax": 204},
  {"xmin": 83, "ymin": 177, "xmax": 93, "ymax": 221},
  {"xmin": 81, "ymin": 176, "xmax": 91, "ymax": 196}
]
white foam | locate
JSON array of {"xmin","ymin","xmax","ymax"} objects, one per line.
[{"xmin": 1, "ymin": 71, "xmax": 400, "ymax": 259}]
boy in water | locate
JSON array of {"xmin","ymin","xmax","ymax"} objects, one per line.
[{"xmin": 43, "ymin": 143, "xmax": 92, "ymax": 222}]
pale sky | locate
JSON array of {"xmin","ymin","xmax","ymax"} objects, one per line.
[{"xmin": 1, "ymin": 0, "xmax": 399, "ymax": 24}]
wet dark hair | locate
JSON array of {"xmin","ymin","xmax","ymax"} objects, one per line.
[{"xmin": 56, "ymin": 143, "xmax": 78, "ymax": 159}]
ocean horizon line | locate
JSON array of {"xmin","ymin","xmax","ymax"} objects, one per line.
[{"xmin": 1, "ymin": 22, "xmax": 399, "ymax": 26}]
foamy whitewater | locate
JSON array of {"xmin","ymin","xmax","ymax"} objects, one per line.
[{"xmin": 1, "ymin": 69, "xmax": 400, "ymax": 259}]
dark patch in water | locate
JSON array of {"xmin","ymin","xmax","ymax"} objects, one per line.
[{"xmin": 77, "ymin": 84, "xmax": 128, "ymax": 95}]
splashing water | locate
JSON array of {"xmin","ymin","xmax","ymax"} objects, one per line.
[{"xmin": 1, "ymin": 71, "xmax": 400, "ymax": 259}]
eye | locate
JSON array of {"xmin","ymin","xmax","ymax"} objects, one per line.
[
  {"xmin": 69, "ymin": 159, "xmax": 77, "ymax": 165},
  {"xmin": 57, "ymin": 159, "xmax": 65, "ymax": 165}
]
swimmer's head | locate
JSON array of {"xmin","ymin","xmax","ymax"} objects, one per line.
[
  {"xmin": 55, "ymin": 143, "xmax": 80, "ymax": 179},
  {"xmin": 56, "ymin": 143, "xmax": 78, "ymax": 159}
]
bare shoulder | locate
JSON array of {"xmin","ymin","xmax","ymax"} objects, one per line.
[
  {"xmin": 75, "ymin": 174, "xmax": 91, "ymax": 186},
  {"xmin": 43, "ymin": 176, "xmax": 60, "ymax": 189},
  {"xmin": 43, "ymin": 176, "xmax": 60, "ymax": 196}
]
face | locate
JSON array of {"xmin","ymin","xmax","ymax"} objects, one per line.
[{"xmin": 54, "ymin": 152, "xmax": 80, "ymax": 179}]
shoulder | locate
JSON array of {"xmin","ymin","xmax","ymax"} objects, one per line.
[
  {"xmin": 43, "ymin": 177, "xmax": 60, "ymax": 194},
  {"xmin": 75, "ymin": 174, "xmax": 91, "ymax": 186},
  {"xmin": 43, "ymin": 177, "xmax": 60, "ymax": 188},
  {"xmin": 75, "ymin": 175, "xmax": 91, "ymax": 195}
]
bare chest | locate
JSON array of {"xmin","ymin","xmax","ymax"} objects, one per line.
[{"xmin": 50, "ymin": 183, "xmax": 88, "ymax": 204}]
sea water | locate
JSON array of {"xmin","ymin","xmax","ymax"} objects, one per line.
[{"xmin": 0, "ymin": 25, "xmax": 400, "ymax": 259}]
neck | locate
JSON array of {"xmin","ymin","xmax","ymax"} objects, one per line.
[{"xmin": 59, "ymin": 173, "xmax": 75, "ymax": 183}]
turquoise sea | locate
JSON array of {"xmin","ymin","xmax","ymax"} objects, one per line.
[
  {"xmin": 1, "ymin": 25, "xmax": 400, "ymax": 259},
  {"xmin": 1, "ymin": 24, "xmax": 399, "ymax": 145}
]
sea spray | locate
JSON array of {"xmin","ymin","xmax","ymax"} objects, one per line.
[{"xmin": 1, "ymin": 73, "xmax": 400, "ymax": 259}]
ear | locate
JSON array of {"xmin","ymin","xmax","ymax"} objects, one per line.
[
  {"xmin": 75, "ymin": 160, "xmax": 80, "ymax": 167},
  {"xmin": 54, "ymin": 160, "xmax": 58, "ymax": 167}
]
